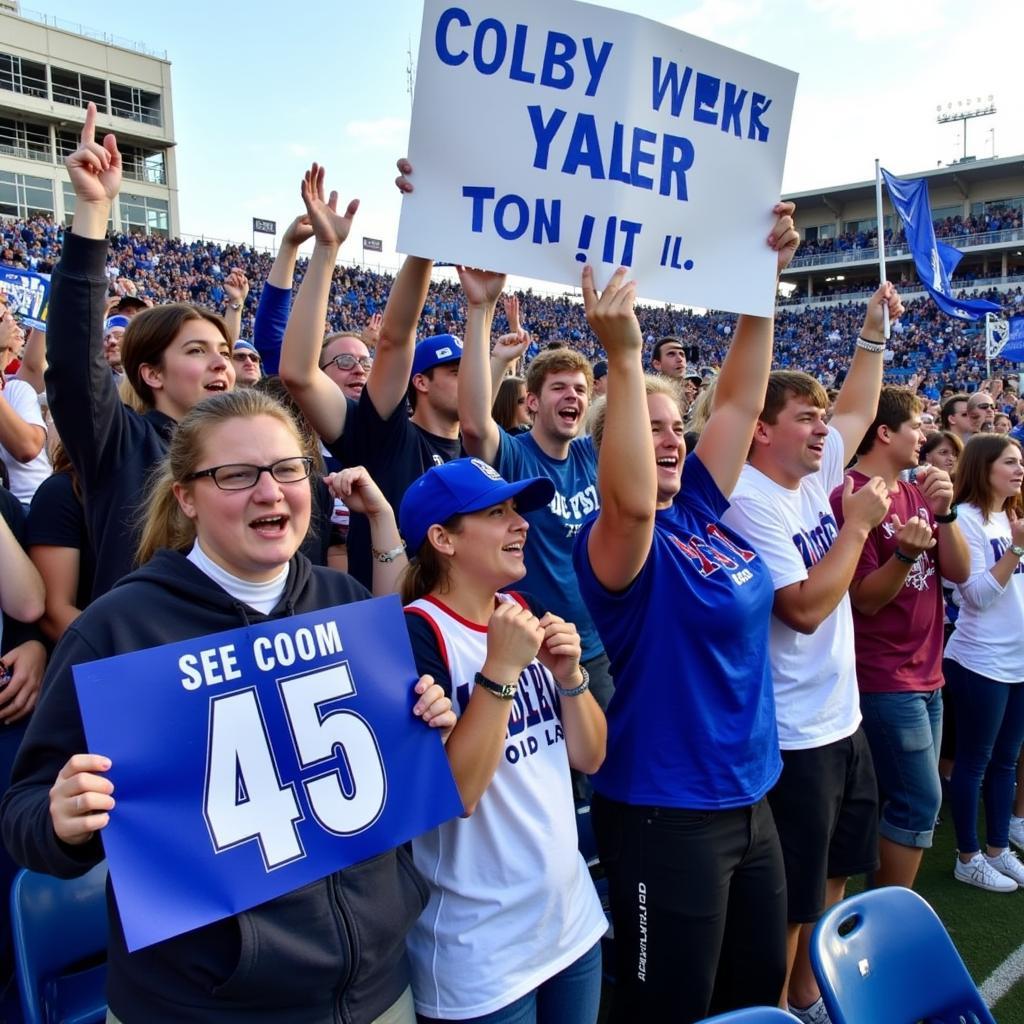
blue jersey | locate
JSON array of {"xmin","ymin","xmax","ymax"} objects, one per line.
[
  {"xmin": 573, "ymin": 453, "xmax": 780, "ymax": 809},
  {"xmin": 496, "ymin": 430, "xmax": 603, "ymax": 660}
]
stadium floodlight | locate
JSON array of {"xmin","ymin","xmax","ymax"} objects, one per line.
[{"xmin": 937, "ymin": 96, "xmax": 997, "ymax": 163}]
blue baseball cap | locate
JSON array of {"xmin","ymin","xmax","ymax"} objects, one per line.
[
  {"xmin": 411, "ymin": 333, "xmax": 463, "ymax": 379},
  {"xmin": 104, "ymin": 315, "xmax": 130, "ymax": 335},
  {"xmin": 233, "ymin": 339, "xmax": 260, "ymax": 357},
  {"xmin": 399, "ymin": 458, "xmax": 555, "ymax": 555}
]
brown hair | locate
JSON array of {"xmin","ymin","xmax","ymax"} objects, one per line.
[
  {"xmin": 856, "ymin": 386, "xmax": 922, "ymax": 456},
  {"xmin": 940, "ymin": 393, "xmax": 969, "ymax": 431},
  {"xmin": 588, "ymin": 374, "xmax": 683, "ymax": 453},
  {"xmin": 399, "ymin": 517, "xmax": 464, "ymax": 605},
  {"xmin": 525, "ymin": 348, "xmax": 593, "ymax": 397},
  {"xmin": 760, "ymin": 371, "xmax": 828, "ymax": 425},
  {"xmin": 135, "ymin": 389, "xmax": 307, "ymax": 565},
  {"xmin": 952, "ymin": 434, "xmax": 1024, "ymax": 522},
  {"xmin": 919, "ymin": 429, "xmax": 963, "ymax": 465},
  {"xmin": 121, "ymin": 303, "xmax": 232, "ymax": 409},
  {"xmin": 492, "ymin": 375, "xmax": 527, "ymax": 432},
  {"xmin": 321, "ymin": 330, "xmax": 366, "ymax": 354}
]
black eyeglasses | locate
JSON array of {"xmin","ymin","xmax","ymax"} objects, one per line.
[
  {"xmin": 184, "ymin": 456, "xmax": 313, "ymax": 490},
  {"xmin": 320, "ymin": 352, "xmax": 372, "ymax": 372}
]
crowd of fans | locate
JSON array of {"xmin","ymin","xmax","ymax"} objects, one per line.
[{"xmin": 3, "ymin": 118, "xmax": 1024, "ymax": 1024}]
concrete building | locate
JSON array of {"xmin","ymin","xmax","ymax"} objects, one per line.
[
  {"xmin": 0, "ymin": 3, "xmax": 178, "ymax": 235},
  {"xmin": 781, "ymin": 156, "xmax": 1024, "ymax": 312}
]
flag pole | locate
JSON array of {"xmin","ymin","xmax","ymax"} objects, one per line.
[{"xmin": 874, "ymin": 159, "xmax": 890, "ymax": 340}]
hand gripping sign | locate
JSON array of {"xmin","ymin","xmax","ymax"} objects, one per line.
[
  {"xmin": 398, "ymin": 0, "xmax": 798, "ymax": 316},
  {"xmin": 74, "ymin": 596, "xmax": 463, "ymax": 951}
]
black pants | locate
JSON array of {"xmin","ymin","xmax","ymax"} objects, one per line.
[{"xmin": 591, "ymin": 794, "xmax": 787, "ymax": 1024}]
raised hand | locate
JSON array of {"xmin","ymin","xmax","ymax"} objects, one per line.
[
  {"xmin": 861, "ymin": 282, "xmax": 905, "ymax": 340},
  {"xmin": 492, "ymin": 330, "xmax": 531, "ymax": 365},
  {"xmin": 300, "ymin": 163, "xmax": 359, "ymax": 249},
  {"xmin": 281, "ymin": 213, "xmax": 315, "ymax": 248},
  {"xmin": 324, "ymin": 466, "xmax": 391, "ymax": 520},
  {"xmin": 224, "ymin": 268, "xmax": 250, "ymax": 305},
  {"xmin": 361, "ymin": 312, "xmax": 383, "ymax": 350},
  {"xmin": 457, "ymin": 266, "xmax": 506, "ymax": 308},
  {"xmin": 502, "ymin": 294, "xmax": 522, "ymax": 335},
  {"xmin": 581, "ymin": 265, "xmax": 642, "ymax": 355},
  {"xmin": 536, "ymin": 613, "xmax": 583, "ymax": 689},
  {"xmin": 914, "ymin": 464, "xmax": 954, "ymax": 516},
  {"xmin": 842, "ymin": 475, "xmax": 892, "ymax": 533},
  {"xmin": 65, "ymin": 101, "xmax": 121, "ymax": 206},
  {"xmin": 482, "ymin": 601, "xmax": 544, "ymax": 684},
  {"xmin": 49, "ymin": 753, "xmax": 114, "ymax": 845},
  {"xmin": 770, "ymin": 201, "xmax": 799, "ymax": 276},
  {"xmin": 890, "ymin": 514, "xmax": 936, "ymax": 560}
]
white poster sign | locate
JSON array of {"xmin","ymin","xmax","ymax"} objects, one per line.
[{"xmin": 398, "ymin": 0, "xmax": 798, "ymax": 316}]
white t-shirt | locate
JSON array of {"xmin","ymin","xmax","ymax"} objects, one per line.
[
  {"xmin": 404, "ymin": 594, "xmax": 607, "ymax": 1020},
  {"xmin": 722, "ymin": 428, "xmax": 861, "ymax": 749},
  {"xmin": 0, "ymin": 379, "xmax": 50, "ymax": 505},
  {"xmin": 945, "ymin": 504, "xmax": 1024, "ymax": 682}
]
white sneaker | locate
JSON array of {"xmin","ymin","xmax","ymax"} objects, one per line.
[
  {"xmin": 788, "ymin": 997, "xmax": 832, "ymax": 1024},
  {"xmin": 1009, "ymin": 816, "xmax": 1024, "ymax": 852},
  {"xmin": 986, "ymin": 848, "xmax": 1024, "ymax": 886},
  {"xmin": 954, "ymin": 852, "xmax": 1019, "ymax": 892}
]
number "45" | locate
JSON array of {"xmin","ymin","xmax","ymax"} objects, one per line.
[{"xmin": 203, "ymin": 663, "xmax": 386, "ymax": 870}]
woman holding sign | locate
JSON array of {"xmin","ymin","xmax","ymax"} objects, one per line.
[
  {"xmin": 573, "ymin": 206, "xmax": 798, "ymax": 1022},
  {"xmin": 399, "ymin": 458, "xmax": 608, "ymax": 1024},
  {"xmin": 2, "ymin": 389, "xmax": 455, "ymax": 1024}
]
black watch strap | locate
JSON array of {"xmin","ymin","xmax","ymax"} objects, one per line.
[
  {"xmin": 934, "ymin": 506, "xmax": 958, "ymax": 524},
  {"xmin": 474, "ymin": 671, "xmax": 518, "ymax": 700}
]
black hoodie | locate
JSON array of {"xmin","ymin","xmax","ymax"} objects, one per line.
[{"xmin": 0, "ymin": 550, "xmax": 428, "ymax": 1024}]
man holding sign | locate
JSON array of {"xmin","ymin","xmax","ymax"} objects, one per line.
[{"xmin": 2, "ymin": 389, "xmax": 462, "ymax": 1024}]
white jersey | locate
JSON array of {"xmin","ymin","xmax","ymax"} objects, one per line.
[
  {"xmin": 404, "ymin": 594, "xmax": 606, "ymax": 1020},
  {"xmin": 0, "ymin": 378, "xmax": 50, "ymax": 505},
  {"xmin": 722, "ymin": 428, "xmax": 861, "ymax": 749},
  {"xmin": 945, "ymin": 504, "xmax": 1024, "ymax": 682}
]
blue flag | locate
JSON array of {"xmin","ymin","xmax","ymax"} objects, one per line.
[
  {"xmin": 0, "ymin": 264, "xmax": 50, "ymax": 330},
  {"xmin": 997, "ymin": 314, "xmax": 1024, "ymax": 361},
  {"xmin": 880, "ymin": 168, "xmax": 1001, "ymax": 322}
]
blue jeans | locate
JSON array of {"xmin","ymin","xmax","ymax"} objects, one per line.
[
  {"xmin": 416, "ymin": 941, "xmax": 601, "ymax": 1024},
  {"xmin": 944, "ymin": 659, "xmax": 1024, "ymax": 852},
  {"xmin": 859, "ymin": 690, "xmax": 943, "ymax": 848}
]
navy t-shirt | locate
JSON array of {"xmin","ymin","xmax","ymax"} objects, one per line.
[
  {"xmin": 573, "ymin": 452, "xmax": 780, "ymax": 809},
  {"xmin": 328, "ymin": 390, "xmax": 461, "ymax": 587},
  {"xmin": 496, "ymin": 430, "xmax": 602, "ymax": 661}
]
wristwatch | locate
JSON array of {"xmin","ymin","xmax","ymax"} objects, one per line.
[
  {"xmin": 475, "ymin": 671, "xmax": 518, "ymax": 700},
  {"xmin": 934, "ymin": 506, "xmax": 958, "ymax": 524},
  {"xmin": 371, "ymin": 544, "xmax": 405, "ymax": 564},
  {"xmin": 228, "ymin": 301, "xmax": 241, "ymax": 311},
  {"xmin": 1011, "ymin": 544, "xmax": 1024, "ymax": 559}
]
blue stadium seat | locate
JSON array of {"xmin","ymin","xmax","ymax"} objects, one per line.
[
  {"xmin": 10, "ymin": 863, "xmax": 108, "ymax": 1024},
  {"xmin": 701, "ymin": 1009, "xmax": 799, "ymax": 1022},
  {"xmin": 810, "ymin": 886, "xmax": 995, "ymax": 1024}
]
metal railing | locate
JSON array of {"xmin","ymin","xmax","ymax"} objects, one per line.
[
  {"xmin": 0, "ymin": 142, "xmax": 51, "ymax": 163},
  {"xmin": 779, "ymin": 274, "xmax": 1024, "ymax": 312},
  {"xmin": 16, "ymin": 9, "xmax": 167, "ymax": 60},
  {"xmin": 787, "ymin": 226, "xmax": 1024, "ymax": 271}
]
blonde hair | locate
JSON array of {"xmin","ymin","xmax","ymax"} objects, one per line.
[
  {"xmin": 588, "ymin": 374, "xmax": 684, "ymax": 452},
  {"xmin": 687, "ymin": 376, "xmax": 718, "ymax": 436},
  {"xmin": 135, "ymin": 390, "xmax": 307, "ymax": 565},
  {"xmin": 118, "ymin": 371, "xmax": 148, "ymax": 413}
]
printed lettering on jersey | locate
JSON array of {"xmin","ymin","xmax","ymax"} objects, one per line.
[
  {"xmin": 669, "ymin": 523, "xmax": 759, "ymax": 584},
  {"xmin": 548, "ymin": 483, "xmax": 601, "ymax": 537},
  {"xmin": 73, "ymin": 597, "xmax": 463, "ymax": 952},
  {"xmin": 455, "ymin": 662, "xmax": 566, "ymax": 765},
  {"xmin": 791, "ymin": 510, "xmax": 839, "ymax": 569}
]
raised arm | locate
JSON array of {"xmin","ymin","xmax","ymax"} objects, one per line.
[
  {"xmin": 583, "ymin": 266, "xmax": 656, "ymax": 592},
  {"xmin": 14, "ymin": 326, "xmax": 46, "ymax": 394},
  {"xmin": 0, "ymin": 513, "xmax": 44, "ymax": 625},
  {"xmin": 456, "ymin": 267, "xmax": 505, "ymax": 465},
  {"xmin": 222, "ymin": 267, "xmax": 249, "ymax": 343},
  {"xmin": 695, "ymin": 203, "xmax": 798, "ymax": 497},
  {"xmin": 279, "ymin": 163, "xmax": 357, "ymax": 445},
  {"xmin": 829, "ymin": 284, "xmax": 905, "ymax": 463}
]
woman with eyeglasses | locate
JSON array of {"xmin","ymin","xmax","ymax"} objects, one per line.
[
  {"xmin": 2, "ymin": 388, "xmax": 455, "ymax": 1024},
  {"xmin": 46, "ymin": 103, "xmax": 239, "ymax": 598}
]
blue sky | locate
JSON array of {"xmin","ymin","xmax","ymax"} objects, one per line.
[{"xmin": 29, "ymin": 0, "xmax": 1024, "ymax": 274}]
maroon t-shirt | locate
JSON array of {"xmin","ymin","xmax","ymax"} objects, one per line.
[{"xmin": 829, "ymin": 472, "xmax": 944, "ymax": 693}]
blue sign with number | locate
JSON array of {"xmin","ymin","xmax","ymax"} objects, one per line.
[
  {"xmin": 73, "ymin": 596, "xmax": 463, "ymax": 952},
  {"xmin": 0, "ymin": 265, "xmax": 49, "ymax": 330}
]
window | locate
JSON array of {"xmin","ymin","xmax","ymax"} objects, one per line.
[
  {"xmin": 931, "ymin": 205, "xmax": 962, "ymax": 222},
  {"xmin": 120, "ymin": 193, "xmax": 168, "ymax": 236},
  {"xmin": 818, "ymin": 223, "xmax": 836, "ymax": 240},
  {"xmin": 120, "ymin": 144, "xmax": 167, "ymax": 185},
  {"xmin": 0, "ymin": 171, "xmax": 53, "ymax": 218},
  {"xmin": 110, "ymin": 83, "xmax": 161, "ymax": 126},
  {"xmin": 0, "ymin": 52, "xmax": 47, "ymax": 99},
  {"xmin": 843, "ymin": 218, "xmax": 877, "ymax": 235},
  {"xmin": 51, "ymin": 66, "xmax": 107, "ymax": 111},
  {"xmin": 0, "ymin": 117, "xmax": 51, "ymax": 163}
]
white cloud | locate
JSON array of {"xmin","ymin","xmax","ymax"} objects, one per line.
[{"xmin": 344, "ymin": 117, "xmax": 410, "ymax": 149}]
